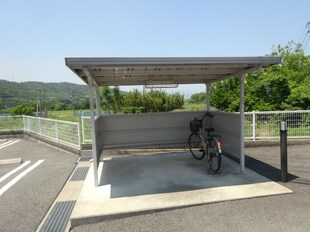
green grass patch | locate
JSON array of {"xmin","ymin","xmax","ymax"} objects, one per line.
[
  {"xmin": 47, "ymin": 110, "xmax": 90, "ymax": 122},
  {"xmin": 0, "ymin": 116, "xmax": 24, "ymax": 131},
  {"xmin": 173, "ymin": 102, "xmax": 206, "ymax": 112}
]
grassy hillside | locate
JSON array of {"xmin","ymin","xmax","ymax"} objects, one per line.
[{"xmin": 0, "ymin": 79, "xmax": 88, "ymax": 111}]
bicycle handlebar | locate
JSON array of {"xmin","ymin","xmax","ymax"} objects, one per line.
[
  {"xmin": 201, "ymin": 112, "xmax": 215, "ymax": 121},
  {"xmin": 193, "ymin": 112, "xmax": 215, "ymax": 122}
]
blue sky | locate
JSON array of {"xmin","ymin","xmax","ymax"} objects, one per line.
[{"xmin": 0, "ymin": 0, "xmax": 309, "ymax": 96}]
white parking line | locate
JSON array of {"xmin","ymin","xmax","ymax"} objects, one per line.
[
  {"xmin": 0, "ymin": 140, "xmax": 20, "ymax": 150},
  {"xmin": 0, "ymin": 140, "xmax": 12, "ymax": 147},
  {"xmin": 0, "ymin": 160, "xmax": 45, "ymax": 196},
  {"xmin": 0, "ymin": 161, "xmax": 31, "ymax": 184}
]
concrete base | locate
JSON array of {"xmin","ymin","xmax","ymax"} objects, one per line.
[
  {"xmin": 71, "ymin": 152, "xmax": 292, "ymax": 227},
  {"xmin": 0, "ymin": 158, "xmax": 23, "ymax": 165}
]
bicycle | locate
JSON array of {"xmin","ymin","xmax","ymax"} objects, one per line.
[{"xmin": 188, "ymin": 112, "xmax": 222, "ymax": 172}]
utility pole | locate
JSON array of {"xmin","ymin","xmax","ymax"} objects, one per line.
[
  {"xmin": 71, "ymin": 89, "xmax": 77, "ymax": 116},
  {"xmin": 36, "ymin": 88, "xmax": 48, "ymax": 117},
  {"xmin": 300, "ymin": 21, "xmax": 310, "ymax": 53},
  {"xmin": 42, "ymin": 88, "xmax": 48, "ymax": 117},
  {"xmin": 305, "ymin": 22, "xmax": 310, "ymax": 53},
  {"xmin": 36, "ymin": 88, "xmax": 42, "ymax": 117}
]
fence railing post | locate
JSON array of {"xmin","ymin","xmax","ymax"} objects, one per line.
[
  {"xmin": 81, "ymin": 116, "xmax": 85, "ymax": 144},
  {"xmin": 55, "ymin": 120, "xmax": 58, "ymax": 141},
  {"xmin": 23, "ymin": 115, "xmax": 25, "ymax": 131},
  {"xmin": 252, "ymin": 111, "xmax": 256, "ymax": 141},
  {"xmin": 39, "ymin": 117, "xmax": 42, "ymax": 136},
  {"xmin": 77, "ymin": 122, "xmax": 81, "ymax": 148}
]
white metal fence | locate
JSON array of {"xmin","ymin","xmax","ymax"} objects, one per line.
[
  {"xmin": 81, "ymin": 116, "xmax": 92, "ymax": 143},
  {"xmin": 245, "ymin": 110, "xmax": 310, "ymax": 140},
  {"xmin": 0, "ymin": 115, "xmax": 24, "ymax": 131},
  {"xmin": 1, "ymin": 111, "xmax": 310, "ymax": 146},
  {"xmin": 23, "ymin": 116, "xmax": 81, "ymax": 147}
]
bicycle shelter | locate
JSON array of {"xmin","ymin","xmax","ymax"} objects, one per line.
[{"xmin": 65, "ymin": 57, "xmax": 281, "ymax": 187}]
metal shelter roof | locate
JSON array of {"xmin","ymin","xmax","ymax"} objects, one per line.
[{"xmin": 65, "ymin": 57, "xmax": 281, "ymax": 86}]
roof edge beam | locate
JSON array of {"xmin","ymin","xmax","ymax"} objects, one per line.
[{"xmin": 206, "ymin": 65, "xmax": 263, "ymax": 84}]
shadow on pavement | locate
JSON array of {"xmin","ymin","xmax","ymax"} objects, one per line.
[{"xmin": 245, "ymin": 155, "xmax": 298, "ymax": 182}]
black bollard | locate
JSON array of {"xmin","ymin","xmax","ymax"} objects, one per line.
[{"xmin": 280, "ymin": 121, "xmax": 288, "ymax": 182}]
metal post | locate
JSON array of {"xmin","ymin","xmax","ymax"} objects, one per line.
[
  {"xmin": 95, "ymin": 86, "xmax": 101, "ymax": 117},
  {"xmin": 252, "ymin": 112, "xmax": 256, "ymax": 141},
  {"xmin": 240, "ymin": 74, "xmax": 245, "ymax": 173},
  {"xmin": 206, "ymin": 83, "xmax": 210, "ymax": 111},
  {"xmin": 280, "ymin": 121, "xmax": 288, "ymax": 182},
  {"xmin": 86, "ymin": 71, "xmax": 99, "ymax": 187}
]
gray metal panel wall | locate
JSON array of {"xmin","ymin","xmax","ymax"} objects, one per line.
[
  {"xmin": 208, "ymin": 111, "xmax": 241, "ymax": 159},
  {"xmin": 95, "ymin": 111, "xmax": 208, "ymax": 149}
]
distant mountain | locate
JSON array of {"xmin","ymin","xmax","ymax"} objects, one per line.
[{"xmin": 0, "ymin": 79, "xmax": 89, "ymax": 109}]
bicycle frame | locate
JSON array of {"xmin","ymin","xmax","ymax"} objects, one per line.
[
  {"xmin": 198, "ymin": 128, "xmax": 207, "ymax": 151},
  {"xmin": 198, "ymin": 126, "xmax": 222, "ymax": 155},
  {"xmin": 189, "ymin": 112, "xmax": 222, "ymax": 172}
]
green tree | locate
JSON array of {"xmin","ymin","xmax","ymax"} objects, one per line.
[
  {"xmin": 189, "ymin": 92, "xmax": 206, "ymax": 103},
  {"xmin": 101, "ymin": 86, "xmax": 123, "ymax": 114},
  {"xmin": 53, "ymin": 103, "xmax": 71, "ymax": 111},
  {"xmin": 75, "ymin": 97, "xmax": 90, "ymax": 110},
  {"xmin": 0, "ymin": 99, "xmax": 4, "ymax": 111},
  {"xmin": 123, "ymin": 89, "xmax": 184, "ymax": 113},
  {"xmin": 210, "ymin": 41, "xmax": 310, "ymax": 112},
  {"xmin": 101, "ymin": 86, "xmax": 113, "ymax": 113},
  {"xmin": 210, "ymin": 77, "xmax": 240, "ymax": 112},
  {"xmin": 11, "ymin": 104, "xmax": 35, "ymax": 115}
]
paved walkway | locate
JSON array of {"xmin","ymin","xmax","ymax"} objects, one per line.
[
  {"xmin": 0, "ymin": 138, "xmax": 77, "ymax": 232},
  {"xmin": 72, "ymin": 144, "xmax": 310, "ymax": 232}
]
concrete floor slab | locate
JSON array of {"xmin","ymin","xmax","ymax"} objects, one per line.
[{"xmin": 71, "ymin": 152, "xmax": 292, "ymax": 227}]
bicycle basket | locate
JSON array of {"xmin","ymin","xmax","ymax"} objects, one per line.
[{"xmin": 190, "ymin": 119, "xmax": 202, "ymax": 132}]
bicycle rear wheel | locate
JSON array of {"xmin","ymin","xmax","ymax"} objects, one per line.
[
  {"xmin": 207, "ymin": 138, "xmax": 222, "ymax": 172},
  {"xmin": 188, "ymin": 132, "xmax": 205, "ymax": 160}
]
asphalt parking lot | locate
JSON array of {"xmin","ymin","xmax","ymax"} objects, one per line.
[
  {"xmin": 72, "ymin": 144, "xmax": 310, "ymax": 232},
  {"xmin": 0, "ymin": 138, "xmax": 77, "ymax": 232}
]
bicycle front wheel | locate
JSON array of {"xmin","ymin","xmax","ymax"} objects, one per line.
[
  {"xmin": 207, "ymin": 138, "xmax": 222, "ymax": 172},
  {"xmin": 188, "ymin": 132, "xmax": 205, "ymax": 160}
]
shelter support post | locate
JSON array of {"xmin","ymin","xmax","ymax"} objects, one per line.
[
  {"xmin": 240, "ymin": 74, "xmax": 245, "ymax": 173},
  {"xmin": 85, "ymin": 71, "xmax": 99, "ymax": 187},
  {"xmin": 95, "ymin": 86, "xmax": 101, "ymax": 117},
  {"xmin": 206, "ymin": 83, "xmax": 210, "ymax": 111}
]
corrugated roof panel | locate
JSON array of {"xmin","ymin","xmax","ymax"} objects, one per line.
[{"xmin": 65, "ymin": 57, "xmax": 281, "ymax": 85}]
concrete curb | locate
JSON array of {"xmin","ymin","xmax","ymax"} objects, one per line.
[
  {"xmin": 245, "ymin": 139, "xmax": 310, "ymax": 147},
  {"xmin": 0, "ymin": 130, "xmax": 24, "ymax": 139},
  {"xmin": 0, "ymin": 130, "xmax": 81, "ymax": 156},
  {"xmin": 81, "ymin": 139, "xmax": 310, "ymax": 152},
  {"xmin": 81, "ymin": 140, "xmax": 310, "ymax": 156},
  {"xmin": 24, "ymin": 132, "xmax": 80, "ymax": 155},
  {"xmin": 0, "ymin": 158, "xmax": 23, "ymax": 165},
  {"xmin": 36, "ymin": 159, "xmax": 90, "ymax": 232}
]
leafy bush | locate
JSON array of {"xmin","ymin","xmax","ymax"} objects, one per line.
[
  {"xmin": 101, "ymin": 87, "xmax": 184, "ymax": 114},
  {"xmin": 11, "ymin": 104, "xmax": 35, "ymax": 115},
  {"xmin": 189, "ymin": 92, "xmax": 206, "ymax": 103}
]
